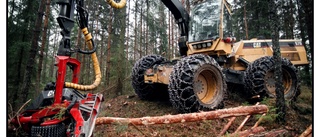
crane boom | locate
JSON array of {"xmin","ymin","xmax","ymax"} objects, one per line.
[{"xmin": 160, "ymin": 0, "xmax": 190, "ymax": 55}]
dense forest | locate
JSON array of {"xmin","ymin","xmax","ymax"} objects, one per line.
[{"xmin": 7, "ymin": 0, "xmax": 313, "ymax": 114}]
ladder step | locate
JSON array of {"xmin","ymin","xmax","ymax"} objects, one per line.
[
  {"xmin": 79, "ymin": 104, "xmax": 92, "ymax": 112},
  {"xmin": 84, "ymin": 101, "xmax": 95, "ymax": 107}
]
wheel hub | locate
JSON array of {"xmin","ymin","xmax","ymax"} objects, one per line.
[
  {"xmin": 195, "ymin": 75, "xmax": 208, "ymax": 100},
  {"xmin": 265, "ymin": 69, "xmax": 292, "ymax": 96},
  {"xmin": 194, "ymin": 69, "xmax": 217, "ymax": 105},
  {"xmin": 265, "ymin": 71, "xmax": 276, "ymax": 92}
]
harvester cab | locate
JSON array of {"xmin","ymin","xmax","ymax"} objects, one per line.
[
  {"xmin": 9, "ymin": 0, "xmax": 126, "ymax": 136},
  {"xmin": 132, "ymin": 0, "xmax": 309, "ymax": 113}
]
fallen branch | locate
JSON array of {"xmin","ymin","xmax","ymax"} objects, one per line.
[
  {"xmin": 235, "ymin": 114, "xmax": 251, "ymax": 133},
  {"xmin": 218, "ymin": 117, "xmax": 236, "ymax": 136},
  {"xmin": 254, "ymin": 129, "xmax": 288, "ymax": 137},
  {"xmin": 8, "ymin": 99, "xmax": 32, "ymax": 125},
  {"xmin": 299, "ymin": 124, "xmax": 312, "ymax": 137},
  {"xmin": 234, "ymin": 102, "xmax": 260, "ymax": 133},
  {"xmin": 226, "ymin": 126, "xmax": 265, "ymax": 137},
  {"xmin": 218, "ymin": 103, "xmax": 260, "ymax": 136},
  {"xmin": 96, "ymin": 105, "xmax": 268, "ymax": 126},
  {"xmin": 130, "ymin": 123, "xmax": 147, "ymax": 136},
  {"xmin": 253, "ymin": 113, "xmax": 266, "ymax": 128},
  {"xmin": 8, "ymin": 99, "xmax": 32, "ymax": 132}
]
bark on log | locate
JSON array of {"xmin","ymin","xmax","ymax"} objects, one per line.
[
  {"xmin": 96, "ymin": 105, "xmax": 268, "ymax": 126},
  {"xmin": 299, "ymin": 124, "xmax": 312, "ymax": 137},
  {"xmin": 227, "ymin": 126, "xmax": 265, "ymax": 137}
]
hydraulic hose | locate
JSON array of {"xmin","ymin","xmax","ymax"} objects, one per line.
[
  {"xmin": 65, "ymin": 0, "xmax": 126, "ymax": 91},
  {"xmin": 64, "ymin": 28, "xmax": 101, "ymax": 91},
  {"xmin": 106, "ymin": 0, "xmax": 126, "ymax": 9}
]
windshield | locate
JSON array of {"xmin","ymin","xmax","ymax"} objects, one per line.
[{"xmin": 188, "ymin": 0, "xmax": 222, "ymax": 42}]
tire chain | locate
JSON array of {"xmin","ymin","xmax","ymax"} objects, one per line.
[
  {"xmin": 131, "ymin": 54, "xmax": 168, "ymax": 100},
  {"xmin": 244, "ymin": 56, "xmax": 300, "ymax": 100},
  {"xmin": 168, "ymin": 54, "xmax": 226, "ymax": 113}
]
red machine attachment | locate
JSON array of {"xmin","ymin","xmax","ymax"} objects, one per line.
[{"xmin": 10, "ymin": 54, "xmax": 104, "ymax": 137}]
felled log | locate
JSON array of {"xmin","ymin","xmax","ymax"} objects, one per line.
[
  {"xmin": 226, "ymin": 126, "xmax": 265, "ymax": 137},
  {"xmin": 299, "ymin": 124, "xmax": 312, "ymax": 137},
  {"xmin": 253, "ymin": 129, "xmax": 288, "ymax": 137},
  {"xmin": 95, "ymin": 105, "xmax": 268, "ymax": 126}
]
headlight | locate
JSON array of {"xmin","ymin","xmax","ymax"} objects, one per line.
[
  {"xmin": 207, "ymin": 42, "xmax": 212, "ymax": 47},
  {"xmin": 192, "ymin": 45, "xmax": 197, "ymax": 49},
  {"xmin": 192, "ymin": 42, "xmax": 212, "ymax": 49},
  {"xmin": 202, "ymin": 43, "xmax": 207, "ymax": 48}
]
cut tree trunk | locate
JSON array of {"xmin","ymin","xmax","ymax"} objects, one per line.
[{"xmin": 96, "ymin": 105, "xmax": 268, "ymax": 126}]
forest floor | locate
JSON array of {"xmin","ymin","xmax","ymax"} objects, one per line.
[
  {"xmin": 94, "ymin": 85, "xmax": 313, "ymax": 137},
  {"xmin": 7, "ymin": 85, "xmax": 312, "ymax": 137}
]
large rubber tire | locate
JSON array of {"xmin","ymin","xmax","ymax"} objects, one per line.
[
  {"xmin": 131, "ymin": 54, "xmax": 169, "ymax": 100},
  {"xmin": 168, "ymin": 54, "xmax": 227, "ymax": 113},
  {"xmin": 244, "ymin": 56, "xmax": 300, "ymax": 101}
]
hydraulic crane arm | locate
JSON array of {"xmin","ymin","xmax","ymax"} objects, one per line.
[
  {"xmin": 160, "ymin": 0, "xmax": 190, "ymax": 56},
  {"xmin": 161, "ymin": 0, "xmax": 189, "ymax": 37}
]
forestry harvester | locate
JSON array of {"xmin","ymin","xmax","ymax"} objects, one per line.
[
  {"xmin": 131, "ymin": 0, "xmax": 309, "ymax": 113},
  {"xmin": 9, "ymin": 0, "xmax": 126, "ymax": 136}
]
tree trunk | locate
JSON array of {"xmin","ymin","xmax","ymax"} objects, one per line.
[
  {"xmin": 20, "ymin": 0, "xmax": 46, "ymax": 103},
  {"xmin": 116, "ymin": 7, "xmax": 127, "ymax": 96},
  {"xmin": 37, "ymin": 0, "xmax": 51, "ymax": 92},
  {"xmin": 301, "ymin": 0, "xmax": 313, "ymax": 56},
  {"xmin": 244, "ymin": 1, "xmax": 248, "ymax": 40},
  {"xmin": 145, "ymin": 0, "xmax": 149, "ymax": 55},
  {"xmin": 171, "ymin": 14, "xmax": 174, "ymax": 59},
  {"xmin": 95, "ymin": 105, "xmax": 268, "ymax": 125},
  {"xmin": 50, "ymin": 28, "xmax": 57, "ymax": 79},
  {"xmin": 106, "ymin": 8, "xmax": 113, "ymax": 86},
  {"xmin": 139, "ymin": 4, "xmax": 143, "ymax": 58},
  {"xmin": 288, "ymin": 0, "xmax": 295, "ymax": 39},
  {"xmin": 168, "ymin": 11, "xmax": 171, "ymax": 59},
  {"xmin": 134, "ymin": 0, "xmax": 138, "ymax": 61},
  {"xmin": 126, "ymin": 0, "xmax": 130, "ymax": 77},
  {"xmin": 12, "ymin": 47, "xmax": 24, "ymax": 110},
  {"xmin": 42, "ymin": 29, "xmax": 50, "ymax": 82},
  {"xmin": 269, "ymin": 0, "xmax": 285, "ymax": 123},
  {"xmin": 298, "ymin": 0, "xmax": 312, "ymax": 86}
]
